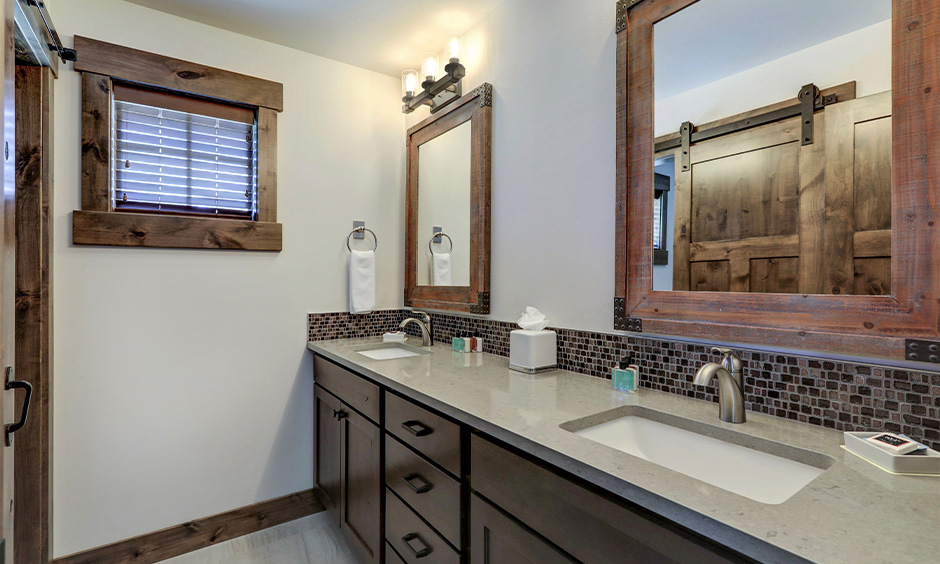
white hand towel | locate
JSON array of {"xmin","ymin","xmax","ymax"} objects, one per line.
[
  {"xmin": 431, "ymin": 252, "xmax": 452, "ymax": 286},
  {"xmin": 349, "ymin": 250, "xmax": 375, "ymax": 314}
]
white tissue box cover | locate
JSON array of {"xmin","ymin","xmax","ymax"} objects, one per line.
[{"xmin": 510, "ymin": 330, "xmax": 557, "ymax": 369}]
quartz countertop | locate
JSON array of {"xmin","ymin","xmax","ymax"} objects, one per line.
[{"xmin": 308, "ymin": 338, "xmax": 940, "ymax": 564}]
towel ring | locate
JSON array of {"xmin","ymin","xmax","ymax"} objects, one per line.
[
  {"xmin": 428, "ymin": 232, "xmax": 453, "ymax": 255},
  {"xmin": 347, "ymin": 227, "xmax": 378, "ymax": 252}
]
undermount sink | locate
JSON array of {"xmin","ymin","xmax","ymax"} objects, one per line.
[
  {"xmin": 561, "ymin": 407, "xmax": 835, "ymax": 505},
  {"xmin": 347, "ymin": 342, "xmax": 431, "ymax": 361}
]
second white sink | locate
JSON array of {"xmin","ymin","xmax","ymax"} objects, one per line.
[{"xmin": 565, "ymin": 409, "xmax": 834, "ymax": 505}]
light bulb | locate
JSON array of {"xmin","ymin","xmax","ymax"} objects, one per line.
[
  {"xmin": 448, "ymin": 36, "xmax": 462, "ymax": 62},
  {"xmin": 421, "ymin": 53, "xmax": 439, "ymax": 83},
  {"xmin": 401, "ymin": 69, "xmax": 418, "ymax": 98}
]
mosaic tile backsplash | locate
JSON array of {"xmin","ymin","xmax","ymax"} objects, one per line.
[{"xmin": 308, "ymin": 310, "xmax": 940, "ymax": 450}]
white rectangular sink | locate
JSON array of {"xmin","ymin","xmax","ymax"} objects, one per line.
[
  {"xmin": 347, "ymin": 342, "xmax": 431, "ymax": 361},
  {"xmin": 563, "ymin": 408, "xmax": 834, "ymax": 505}
]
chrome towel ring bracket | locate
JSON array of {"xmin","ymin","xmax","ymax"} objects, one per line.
[
  {"xmin": 428, "ymin": 231, "xmax": 453, "ymax": 255},
  {"xmin": 347, "ymin": 226, "xmax": 378, "ymax": 252}
]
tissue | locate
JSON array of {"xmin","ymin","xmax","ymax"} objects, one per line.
[{"xmin": 517, "ymin": 306, "xmax": 549, "ymax": 331}]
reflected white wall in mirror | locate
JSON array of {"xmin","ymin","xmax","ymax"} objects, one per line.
[
  {"xmin": 416, "ymin": 121, "xmax": 472, "ymax": 286},
  {"xmin": 652, "ymin": 0, "xmax": 892, "ymax": 296}
]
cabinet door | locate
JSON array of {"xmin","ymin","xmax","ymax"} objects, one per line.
[
  {"xmin": 470, "ymin": 494, "xmax": 575, "ymax": 564},
  {"xmin": 314, "ymin": 385, "xmax": 342, "ymax": 521},
  {"xmin": 341, "ymin": 405, "xmax": 383, "ymax": 564}
]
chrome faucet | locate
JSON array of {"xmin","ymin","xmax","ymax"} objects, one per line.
[
  {"xmin": 400, "ymin": 312, "xmax": 433, "ymax": 347},
  {"xmin": 694, "ymin": 347, "xmax": 746, "ymax": 423}
]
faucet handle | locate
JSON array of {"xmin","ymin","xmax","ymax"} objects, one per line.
[{"xmin": 710, "ymin": 347, "xmax": 743, "ymax": 373}]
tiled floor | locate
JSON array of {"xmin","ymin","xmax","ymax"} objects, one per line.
[{"xmin": 160, "ymin": 511, "xmax": 359, "ymax": 564}]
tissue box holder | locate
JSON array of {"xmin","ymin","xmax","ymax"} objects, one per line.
[{"xmin": 510, "ymin": 330, "xmax": 557, "ymax": 374}]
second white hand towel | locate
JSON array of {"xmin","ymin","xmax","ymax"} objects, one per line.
[
  {"xmin": 431, "ymin": 252, "xmax": 452, "ymax": 286},
  {"xmin": 349, "ymin": 250, "xmax": 375, "ymax": 314}
]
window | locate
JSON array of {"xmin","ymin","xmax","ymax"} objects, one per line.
[
  {"xmin": 112, "ymin": 84, "xmax": 258, "ymax": 219},
  {"xmin": 72, "ymin": 36, "xmax": 283, "ymax": 251},
  {"xmin": 653, "ymin": 172, "xmax": 669, "ymax": 266}
]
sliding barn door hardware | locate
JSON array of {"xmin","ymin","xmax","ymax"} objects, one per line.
[
  {"xmin": 680, "ymin": 121, "xmax": 693, "ymax": 172},
  {"xmin": 655, "ymin": 83, "xmax": 838, "ymax": 154}
]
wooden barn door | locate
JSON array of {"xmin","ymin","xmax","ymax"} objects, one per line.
[{"xmin": 670, "ymin": 90, "xmax": 891, "ymax": 295}]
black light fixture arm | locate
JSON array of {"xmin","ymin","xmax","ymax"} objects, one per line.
[
  {"xmin": 26, "ymin": 0, "xmax": 77, "ymax": 63},
  {"xmin": 403, "ymin": 61, "xmax": 466, "ymax": 114}
]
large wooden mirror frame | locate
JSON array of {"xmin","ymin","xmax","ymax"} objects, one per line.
[
  {"xmin": 405, "ymin": 84, "xmax": 492, "ymax": 313},
  {"xmin": 614, "ymin": 0, "xmax": 938, "ymax": 360}
]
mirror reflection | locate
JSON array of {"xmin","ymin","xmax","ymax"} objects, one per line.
[
  {"xmin": 416, "ymin": 120, "xmax": 471, "ymax": 286},
  {"xmin": 652, "ymin": 0, "xmax": 892, "ymax": 295}
]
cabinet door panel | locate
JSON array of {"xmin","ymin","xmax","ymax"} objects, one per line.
[
  {"xmin": 314, "ymin": 385, "xmax": 342, "ymax": 522},
  {"xmin": 470, "ymin": 494, "xmax": 575, "ymax": 564},
  {"xmin": 342, "ymin": 406, "xmax": 383, "ymax": 564}
]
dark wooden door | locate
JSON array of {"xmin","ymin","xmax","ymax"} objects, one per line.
[
  {"xmin": 314, "ymin": 386, "xmax": 342, "ymax": 522},
  {"xmin": 670, "ymin": 90, "xmax": 891, "ymax": 295},
  {"xmin": 340, "ymin": 404, "xmax": 382, "ymax": 564},
  {"xmin": 1, "ymin": 1, "xmax": 15, "ymax": 560},
  {"xmin": 470, "ymin": 494, "xmax": 575, "ymax": 564}
]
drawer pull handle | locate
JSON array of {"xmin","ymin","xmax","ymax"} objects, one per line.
[
  {"xmin": 333, "ymin": 409, "xmax": 347, "ymax": 420},
  {"xmin": 402, "ymin": 532, "xmax": 432, "ymax": 558},
  {"xmin": 402, "ymin": 472, "xmax": 433, "ymax": 494},
  {"xmin": 402, "ymin": 420, "xmax": 432, "ymax": 437}
]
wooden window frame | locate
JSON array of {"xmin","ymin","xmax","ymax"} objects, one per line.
[
  {"xmin": 72, "ymin": 36, "xmax": 283, "ymax": 251},
  {"xmin": 614, "ymin": 0, "xmax": 939, "ymax": 359}
]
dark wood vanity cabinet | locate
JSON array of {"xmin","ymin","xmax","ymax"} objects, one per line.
[
  {"xmin": 313, "ymin": 357, "xmax": 383, "ymax": 564},
  {"xmin": 312, "ymin": 355, "xmax": 752, "ymax": 564}
]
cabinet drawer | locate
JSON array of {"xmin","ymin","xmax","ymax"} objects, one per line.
[
  {"xmin": 470, "ymin": 434, "xmax": 744, "ymax": 564},
  {"xmin": 386, "ymin": 542, "xmax": 406, "ymax": 564},
  {"xmin": 314, "ymin": 355, "xmax": 380, "ymax": 424},
  {"xmin": 386, "ymin": 392, "xmax": 461, "ymax": 476},
  {"xmin": 470, "ymin": 493, "xmax": 575, "ymax": 564},
  {"xmin": 386, "ymin": 489, "xmax": 460, "ymax": 564},
  {"xmin": 386, "ymin": 435, "xmax": 461, "ymax": 546}
]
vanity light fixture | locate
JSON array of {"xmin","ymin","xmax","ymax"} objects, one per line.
[{"xmin": 402, "ymin": 36, "xmax": 465, "ymax": 114}]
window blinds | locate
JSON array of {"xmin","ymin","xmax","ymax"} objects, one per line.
[{"xmin": 112, "ymin": 93, "xmax": 258, "ymax": 219}]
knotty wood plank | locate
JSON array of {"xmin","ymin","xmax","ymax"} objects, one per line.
[
  {"xmin": 14, "ymin": 64, "xmax": 54, "ymax": 564},
  {"xmin": 671, "ymin": 152, "xmax": 691, "ymax": 291},
  {"xmin": 798, "ymin": 111, "xmax": 828, "ymax": 294},
  {"xmin": 81, "ymin": 72, "xmax": 110, "ymax": 212},
  {"xmin": 73, "ymin": 36, "xmax": 283, "ymax": 111},
  {"xmin": 854, "ymin": 258, "xmax": 892, "ymax": 296},
  {"xmin": 690, "ymin": 261, "xmax": 729, "ymax": 292},
  {"xmin": 854, "ymin": 116, "xmax": 892, "ymax": 232},
  {"xmin": 751, "ymin": 258, "xmax": 800, "ymax": 294},
  {"xmin": 72, "ymin": 211, "xmax": 282, "ymax": 251},
  {"xmin": 854, "ymin": 229, "xmax": 892, "ymax": 258},
  {"xmin": 689, "ymin": 235, "xmax": 799, "ymax": 263},
  {"xmin": 54, "ymin": 489, "xmax": 323, "ymax": 564},
  {"xmin": 256, "ymin": 107, "xmax": 278, "ymax": 223}
]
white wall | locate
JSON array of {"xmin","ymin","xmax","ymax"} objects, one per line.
[
  {"xmin": 416, "ymin": 122, "xmax": 471, "ymax": 286},
  {"xmin": 655, "ymin": 20, "xmax": 891, "ymax": 136},
  {"xmin": 408, "ymin": 0, "xmax": 618, "ymax": 330},
  {"xmin": 50, "ymin": 0, "xmax": 404, "ymax": 556}
]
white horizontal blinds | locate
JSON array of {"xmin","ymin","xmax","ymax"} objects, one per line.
[
  {"xmin": 653, "ymin": 194, "xmax": 664, "ymax": 249},
  {"xmin": 112, "ymin": 85, "xmax": 258, "ymax": 219}
]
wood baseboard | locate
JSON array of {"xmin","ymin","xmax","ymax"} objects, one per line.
[{"xmin": 53, "ymin": 489, "xmax": 324, "ymax": 564}]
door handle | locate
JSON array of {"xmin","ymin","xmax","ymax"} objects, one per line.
[
  {"xmin": 5, "ymin": 367, "xmax": 32, "ymax": 447},
  {"xmin": 333, "ymin": 409, "xmax": 347, "ymax": 420},
  {"xmin": 402, "ymin": 472, "xmax": 433, "ymax": 494},
  {"xmin": 401, "ymin": 532, "xmax": 431, "ymax": 558},
  {"xmin": 401, "ymin": 420, "xmax": 432, "ymax": 437}
]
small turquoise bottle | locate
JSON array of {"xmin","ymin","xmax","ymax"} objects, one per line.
[{"xmin": 612, "ymin": 355, "xmax": 639, "ymax": 393}]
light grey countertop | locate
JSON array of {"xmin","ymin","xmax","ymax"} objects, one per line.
[{"xmin": 308, "ymin": 338, "xmax": 940, "ymax": 564}]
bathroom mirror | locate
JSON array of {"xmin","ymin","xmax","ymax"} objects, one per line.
[
  {"xmin": 615, "ymin": 0, "xmax": 939, "ymax": 360},
  {"xmin": 650, "ymin": 0, "xmax": 892, "ymax": 295},
  {"xmin": 405, "ymin": 84, "xmax": 492, "ymax": 313}
]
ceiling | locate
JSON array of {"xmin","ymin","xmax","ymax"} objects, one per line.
[
  {"xmin": 121, "ymin": 0, "xmax": 502, "ymax": 78},
  {"xmin": 655, "ymin": 0, "xmax": 891, "ymax": 99}
]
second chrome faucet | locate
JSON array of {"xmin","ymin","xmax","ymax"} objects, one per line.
[{"xmin": 694, "ymin": 347, "xmax": 746, "ymax": 423}]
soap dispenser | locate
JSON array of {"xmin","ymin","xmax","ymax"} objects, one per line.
[{"xmin": 612, "ymin": 355, "xmax": 639, "ymax": 393}]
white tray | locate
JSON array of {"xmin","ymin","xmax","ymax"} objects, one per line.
[{"xmin": 844, "ymin": 432, "xmax": 940, "ymax": 475}]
